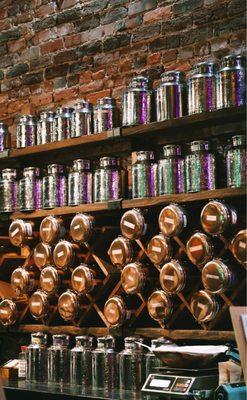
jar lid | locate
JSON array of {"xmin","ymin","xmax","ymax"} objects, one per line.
[
  {"xmin": 97, "ymin": 97, "xmax": 116, "ymax": 106},
  {"xmin": 53, "ymin": 241, "xmax": 75, "ymax": 270},
  {"xmin": 163, "ymin": 144, "xmax": 182, "ymax": 157},
  {"xmin": 108, "ymin": 236, "xmax": 133, "ymax": 267},
  {"xmin": 72, "ymin": 159, "xmax": 91, "ymax": 172},
  {"xmin": 160, "ymin": 260, "xmax": 186, "ymax": 294},
  {"xmin": 147, "ymin": 290, "xmax": 173, "ymax": 322},
  {"xmin": 75, "ymin": 335, "xmax": 93, "ymax": 348},
  {"xmin": 52, "ymin": 334, "xmax": 70, "ymax": 347},
  {"xmin": 129, "ymin": 76, "xmax": 150, "ymax": 89},
  {"xmin": 70, "ymin": 213, "xmax": 94, "ymax": 243},
  {"xmin": 136, "ymin": 151, "xmax": 155, "ymax": 162},
  {"xmin": 200, "ymin": 201, "xmax": 234, "ymax": 236},
  {"xmin": 158, "ymin": 204, "xmax": 186, "ymax": 237},
  {"xmin": 40, "ymin": 216, "xmax": 61, "ymax": 244},
  {"xmin": 191, "ymin": 61, "xmax": 216, "ymax": 76},
  {"xmin": 47, "ymin": 111, "xmax": 55, "ymax": 119},
  {"xmin": 121, "ymin": 262, "xmax": 146, "ymax": 294},
  {"xmin": 74, "ymin": 100, "xmax": 92, "ymax": 110},
  {"xmin": 40, "ymin": 266, "xmax": 60, "ymax": 295},
  {"xmin": 71, "ymin": 264, "xmax": 94, "ymax": 294},
  {"xmin": 124, "ymin": 336, "xmax": 144, "ymax": 351},
  {"xmin": 232, "ymin": 135, "xmax": 246, "ymax": 147},
  {"xmin": 99, "ymin": 157, "xmax": 119, "ymax": 168},
  {"xmin": 202, "ymin": 259, "xmax": 232, "ymax": 294},
  {"xmin": 161, "ymin": 70, "xmax": 185, "ymax": 83},
  {"xmin": 9, "ymin": 220, "xmax": 32, "ymax": 247},
  {"xmin": 34, "ymin": 242, "xmax": 53, "ymax": 270},
  {"xmin": 19, "ymin": 115, "xmax": 28, "ymax": 123},
  {"xmin": 26, "ymin": 115, "xmax": 36, "ymax": 123},
  {"xmin": 58, "ymin": 290, "xmax": 79, "ymax": 321},
  {"xmin": 56, "ymin": 107, "xmax": 73, "ymax": 115},
  {"xmin": 231, "ymin": 229, "xmax": 247, "ymax": 267},
  {"xmin": 47, "ymin": 164, "xmax": 64, "ymax": 175},
  {"xmin": 190, "ymin": 140, "xmax": 210, "ymax": 152},
  {"xmin": 147, "ymin": 234, "xmax": 172, "ymax": 265},
  {"xmin": 11, "ymin": 267, "xmax": 30, "ymax": 296},
  {"xmin": 29, "ymin": 290, "xmax": 49, "ymax": 320},
  {"xmin": 151, "ymin": 337, "xmax": 171, "ymax": 348},
  {"xmin": 39, "ymin": 111, "xmax": 49, "ymax": 120},
  {"xmin": 186, "ymin": 232, "xmax": 214, "ymax": 268},
  {"xmin": 120, "ymin": 208, "xmax": 146, "ymax": 240},
  {"xmin": 220, "ymin": 54, "xmax": 246, "ymax": 69},
  {"xmin": 31, "ymin": 332, "xmax": 47, "ymax": 346},
  {"xmin": 2, "ymin": 169, "xmax": 17, "ymax": 179},
  {"xmin": 23, "ymin": 167, "xmax": 40, "ymax": 178},
  {"xmin": 0, "ymin": 299, "xmax": 18, "ymax": 326},
  {"xmin": 104, "ymin": 296, "xmax": 127, "ymax": 327},
  {"xmin": 190, "ymin": 290, "xmax": 219, "ymax": 323}
]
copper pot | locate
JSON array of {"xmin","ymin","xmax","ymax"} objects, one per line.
[
  {"xmin": 71, "ymin": 264, "xmax": 96, "ymax": 295},
  {"xmin": 160, "ymin": 260, "xmax": 187, "ymax": 294},
  {"xmin": 53, "ymin": 240, "xmax": 79, "ymax": 270},
  {"xmin": 39, "ymin": 216, "xmax": 66, "ymax": 244},
  {"xmin": 0, "ymin": 299, "xmax": 18, "ymax": 326},
  {"xmin": 190, "ymin": 290, "xmax": 219, "ymax": 323},
  {"xmin": 29, "ymin": 290, "xmax": 51, "ymax": 320},
  {"xmin": 11, "ymin": 267, "xmax": 36, "ymax": 296},
  {"xmin": 57, "ymin": 290, "xmax": 81, "ymax": 322},
  {"xmin": 120, "ymin": 208, "xmax": 147, "ymax": 240},
  {"xmin": 231, "ymin": 229, "xmax": 247, "ymax": 267},
  {"xmin": 121, "ymin": 262, "xmax": 147, "ymax": 294},
  {"xmin": 104, "ymin": 296, "xmax": 129, "ymax": 327},
  {"xmin": 147, "ymin": 233, "xmax": 172, "ymax": 265},
  {"xmin": 186, "ymin": 232, "xmax": 214, "ymax": 268},
  {"xmin": 9, "ymin": 219, "xmax": 34, "ymax": 247},
  {"xmin": 159, "ymin": 204, "xmax": 187, "ymax": 237},
  {"xmin": 202, "ymin": 259, "xmax": 236, "ymax": 294},
  {"xmin": 108, "ymin": 236, "xmax": 134, "ymax": 268},
  {"xmin": 40, "ymin": 266, "xmax": 61, "ymax": 295},
  {"xmin": 147, "ymin": 290, "xmax": 173, "ymax": 322},
  {"xmin": 201, "ymin": 200, "xmax": 237, "ymax": 236},
  {"xmin": 70, "ymin": 213, "xmax": 95, "ymax": 243},
  {"xmin": 33, "ymin": 242, "xmax": 53, "ymax": 270}
]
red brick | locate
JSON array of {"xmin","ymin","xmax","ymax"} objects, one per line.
[
  {"xmin": 64, "ymin": 33, "xmax": 81, "ymax": 48},
  {"xmin": 87, "ymin": 89, "xmax": 111, "ymax": 105},
  {"xmin": 8, "ymin": 100, "xmax": 22, "ymax": 114},
  {"xmin": 33, "ymin": 29, "xmax": 57, "ymax": 45},
  {"xmin": 36, "ymin": 3, "xmax": 57, "ymax": 18},
  {"xmin": 56, "ymin": 23, "xmax": 73, "ymax": 37},
  {"xmin": 79, "ymin": 70, "xmax": 93, "ymax": 84},
  {"xmin": 0, "ymin": 94, "xmax": 9, "ymax": 104},
  {"xmin": 161, "ymin": 49, "xmax": 177, "ymax": 64},
  {"xmin": 144, "ymin": 6, "xmax": 172, "ymax": 24},
  {"xmin": 41, "ymin": 39, "xmax": 64, "ymax": 55},
  {"xmin": 147, "ymin": 52, "xmax": 161, "ymax": 65},
  {"xmin": 54, "ymin": 87, "xmax": 78, "ymax": 103},
  {"xmin": 107, "ymin": 64, "xmax": 119, "ymax": 76},
  {"xmin": 31, "ymin": 93, "xmax": 53, "ymax": 107},
  {"xmin": 8, "ymin": 38, "xmax": 26, "ymax": 53},
  {"xmin": 61, "ymin": 0, "xmax": 78, "ymax": 9},
  {"xmin": 79, "ymin": 80, "xmax": 104, "ymax": 95},
  {"xmin": 119, "ymin": 58, "xmax": 133, "ymax": 72},
  {"xmin": 92, "ymin": 69, "xmax": 106, "ymax": 80}
]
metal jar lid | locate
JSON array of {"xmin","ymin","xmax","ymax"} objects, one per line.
[
  {"xmin": 191, "ymin": 61, "xmax": 216, "ymax": 77},
  {"xmin": 2, "ymin": 168, "xmax": 17, "ymax": 180},
  {"xmin": 120, "ymin": 208, "xmax": 146, "ymax": 240},
  {"xmin": 99, "ymin": 157, "xmax": 119, "ymax": 168},
  {"xmin": 158, "ymin": 204, "xmax": 187, "ymax": 237},
  {"xmin": 232, "ymin": 134, "xmax": 246, "ymax": 147},
  {"xmin": 163, "ymin": 144, "xmax": 182, "ymax": 157},
  {"xmin": 136, "ymin": 151, "xmax": 155, "ymax": 162},
  {"xmin": 70, "ymin": 213, "xmax": 94, "ymax": 243},
  {"xmin": 190, "ymin": 290, "xmax": 219, "ymax": 323},
  {"xmin": 190, "ymin": 140, "xmax": 210, "ymax": 153},
  {"xmin": 231, "ymin": 229, "xmax": 247, "ymax": 267},
  {"xmin": 202, "ymin": 259, "xmax": 233, "ymax": 294},
  {"xmin": 23, "ymin": 167, "xmax": 40, "ymax": 178},
  {"xmin": 40, "ymin": 216, "xmax": 62, "ymax": 244},
  {"xmin": 9, "ymin": 220, "xmax": 33, "ymax": 247},
  {"xmin": 74, "ymin": 335, "xmax": 93, "ymax": 348},
  {"xmin": 103, "ymin": 296, "xmax": 127, "ymax": 327},
  {"xmin": 186, "ymin": 232, "xmax": 214, "ymax": 268},
  {"xmin": 97, "ymin": 97, "xmax": 116, "ymax": 107},
  {"xmin": 71, "ymin": 264, "xmax": 95, "ymax": 295},
  {"xmin": 108, "ymin": 236, "xmax": 134, "ymax": 267},
  {"xmin": 200, "ymin": 201, "xmax": 236, "ymax": 236},
  {"xmin": 72, "ymin": 159, "xmax": 91, "ymax": 172},
  {"xmin": 147, "ymin": 234, "xmax": 172, "ymax": 265},
  {"xmin": 160, "ymin": 260, "xmax": 186, "ymax": 294},
  {"xmin": 40, "ymin": 266, "xmax": 60, "ymax": 295},
  {"xmin": 220, "ymin": 54, "xmax": 246, "ymax": 69},
  {"xmin": 56, "ymin": 107, "xmax": 73, "ymax": 116},
  {"xmin": 52, "ymin": 334, "xmax": 70, "ymax": 347},
  {"xmin": 34, "ymin": 242, "xmax": 53, "ymax": 269},
  {"xmin": 31, "ymin": 332, "xmax": 47, "ymax": 346},
  {"xmin": 29, "ymin": 290, "xmax": 49, "ymax": 320},
  {"xmin": 161, "ymin": 70, "xmax": 185, "ymax": 84},
  {"xmin": 147, "ymin": 290, "xmax": 173, "ymax": 322},
  {"xmin": 58, "ymin": 290, "xmax": 80, "ymax": 321},
  {"xmin": 11, "ymin": 267, "xmax": 32, "ymax": 296},
  {"xmin": 53, "ymin": 240, "xmax": 75, "ymax": 270},
  {"xmin": 47, "ymin": 164, "xmax": 64, "ymax": 175},
  {"xmin": 129, "ymin": 75, "xmax": 150, "ymax": 89},
  {"xmin": 74, "ymin": 100, "xmax": 92, "ymax": 111},
  {"xmin": 0, "ymin": 299, "xmax": 18, "ymax": 326},
  {"xmin": 121, "ymin": 262, "xmax": 147, "ymax": 294}
]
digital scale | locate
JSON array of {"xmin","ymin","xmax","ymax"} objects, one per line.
[{"xmin": 142, "ymin": 367, "xmax": 219, "ymax": 399}]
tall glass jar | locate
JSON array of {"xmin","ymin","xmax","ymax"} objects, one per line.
[
  {"xmin": 132, "ymin": 151, "xmax": 157, "ymax": 199},
  {"xmin": 145, "ymin": 338, "xmax": 169, "ymax": 376},
  {"xmin": 70, "ymin": 336, "xmax": 93, "ymax": 386},
  {"xmin": 0, "ymin": 168, "xmax": 18, "ymax": 212},
  {"xmin": 158, "ymin": 144, "xmax": 185, "ymax": 195},
  {"xmin": 188, "ymin": 62, "xmax": 217, "ymax": 114},
  {"xmin": 94, "ymin": 157, "xmax": 125, "ymax": 202},
  {"xmin": 16, "ymin": 115, "xmax": 36, "ymax": 148},
  {"xmin": 122, "ymin": 76, "xmax": 152, "ymax": 126},
  {"xmin": 48, "ymin": 334, "xmax": 70, "ymax": 384},
  {"xmin": 156, "ymin": 71, "xmax": 187, "ymax": 121},
  {"xmin": 71, "ymin": 101, "xmax": 93, "ymax": 137},
  {"xmin": 37, "ymin": 111, "xmax": 54, "ymax": 145},
  {"xmin": 19, "ymin": 167, "xmax": 42, "ymax": 211},
  {"xmin": 26, "ymin": 332, "xmax": 48, "ymax": 383},
  {"xmin": 226, "ymin": 135, "xmax": 246, "ymax": 188},
  {"xmin": 42, "ymin": 164, "xmax": 67, "ymax": 208},
  {"xmin": 185, "ymin": 140, "xmax": 216, "ymax": 192},
  {"xmin": 53, "ymin": 107, "xmax": 73, "ymax": 141},
  {"xmin": 68, "ymin": 159, "xmax": 92, "ymax": 206},
  {"xmin": 119, "ymin": 337, "xmax": 146, "ymax": 392},
  {"xmin": 217, "ymin": 54, "xmax": 246, "ymax": 109},
  {"xmin": 94, "ymin": 97, "xmax": 118, "ymax": 133},
  {"xmin": 92, "ymin": 336, "xmax": 118, "ymax": 392},
  {"xmin": 0, "ymin": 122, "xmax": 11, "ymax": 152}
]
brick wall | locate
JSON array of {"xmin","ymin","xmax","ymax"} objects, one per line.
[{"xmin": 0, "ymin": 0, "xmax": 245, "ymax": 141}]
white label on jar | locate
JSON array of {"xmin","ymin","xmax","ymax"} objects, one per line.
[
  {"xmin": 206, "ymin": 215, "xmax": 217, "ymax": 221},
  {"xmin": 57, "ymin": 251, "xmax": 64, "ymax": 258},
  {"xmin": 163, "ymin": 274, "xmax": 175, "ymax": 281},
  {"xmin": 18, "ymin": 360, "xmax": 26, "ymax": 379},
  {"xmin": 31, "ymin": 302, "xmax": 41, "ymax": 307},
  {"xmin": 239, "ymin": 241, "xmax": 246, "ymax": 249},
  {"xmin": 42, "ymin": 227, "xmax": 51, "ymax": 231},
  {"xmin": 74, "ymin": 276, "xmax": 83, "ymax": 282},
  {"xmin": 0, "ymin": 310, "xmax": 8, "ymax": 314},
  {"xmin": 112, "ymin": 249, "xmax": 123, "ymax": 255},
  {"xmin": 73, "ymin": 224, "xmax": 81, "ymax": 231},
  {"xmin": 189, "ymin": 244, "xmax": 203, "ymax": 252},
  {"xmin": 36, "ymin": 253, "xmax": 45, "ymax": 259},
  {"xmin": 197, "ymin": 302, "xmax": 206, "ymax": 310},
  {"xmin": 152, "ymin": 246, "xmax": 162, "ymax": 253},
  {"xmin": 42, "ymin": 278, "xmax": 52, "ymax": 283},
  {"xmin": 123, "ymin": 220, "xmax": 135, "ymax": 230},
  {"xmin": 13, "ymin": 278, "xmax": 21, "ymax": 283},
  {"xmin": 206, "ymin": 274, "xmax": 220, "ymax": 280},
  {"xmin": 11, "ymin": 227, "xmax": 19, "ymax": 237},
  {"xmin": 164, "ymin": 217, "xmax": 174, "ymax": 225}
]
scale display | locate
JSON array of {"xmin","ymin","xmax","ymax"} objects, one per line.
[{"xmin": 142, "ymin": 374, "xmax": 191, "ymax": 394}]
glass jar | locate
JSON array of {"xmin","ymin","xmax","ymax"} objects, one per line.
[
  {"xmin": 94, "ymin": 157, "xmax": 125, "ymax": 202},
  {"xmin": 217, "ymin": 54, "xmax": 246, "ymax": 109},
  {"xmin": 0, "ymin": 168, "xmax": 18, "ymax": 212},
  {"xmin": 29, "ymin": 290, "xmax": 52, "ymax": 320},
  {"xmin": 158, "ymin": 145, "xmax": 185, "ymax": 195},
  {"xmin": 53, "ymin": 107, "xmax": 73, "ymax": 141},
  {"xmin": 11, "ymin": 266, "xmax": 36, "ymax": 296},
  {"xmin": 70, "ymin": 213, "xmax": 95, "ymax": 243},
  {"xmin": 145, "ymin": 338, "xmax": 169, "ymax": 376},
  {"xmin": 94, "ymin": 97, "xmax": 118, "ymax": 133},
  {"xmin": 57, "ymin": 290, "xmax": 82, "ymax": 322},
  {"xmin": 226, "ymin": 135, "xmax": 246, "ymax": 188},
  {"xmin": 156, "ymin": 70, "xmax": 187, "ymax": 121},
  {"xmin": 185, "ymin": 140, "xmax": 216, "ymax": 192},
  {"xmin": 147, "ymin": 234, "xmax": 172, "ymax": 265},
  {"xmin": 231, "ymin": 229, "xmax": 247, "ymax": 267},
  {"xmin": 71, "ymin": 101, "xmax": 93, "ymax": 137},
  {"xmin": 40, "ymin": 266, "xmax": 61, "ymax": 295},
  {"xmin": 158, "ymin": 204, "xmax": 187, "ymax": 237},
  {"xmin": 48, "ymin": 334, "xmax": 70, "ymax": 384},
  {"xmin": 122, "ymin": 76, "xmax": 152, "ymax": 126},
  {"xmin": 147, "ymin": 290, "xmax": 173, "ymax": 323},
  {"xmin": 68, "ymin": 159, "xmax": 92, "ymax": 206},
  {"xmin": 92, "ymin": 336, "xmax": 118, "ymax": 391},
  {"xmin": 40, "ymin": 216, "xmax": 66, "ymax": 244},
  {"xmin": 186, "ymin": 232, "xmax": 214, "ymax": 268},
  {"xmin": 19, "ymin": 167, "xmax": 42, "ymax": 211},
  {"xmin": 188, "ymin": 62, "xmax": 217, "ymax": 114},
  {"xmin": 18, "ymin": 346, "xmax": 27, "ymax": 380},
  {"xmin": 0, "ymin": 299, "xmax": 18, "ymax": 326},
  {"xmin": 71, "ymin": 336, "xmax": 93, "ymax": 386},
  {"xmin": 121, "ymin": 262, "xmax": 148, "ymax": 294},
  {"xmin": 201, "ymin": 200, "xmax": 237, "ymax": 236},
  {"xmin": 26, "ymin": 332, "xmax": 48, "ymax": 382},
  {"xmin": 132, "ymin": 151, "xmax": 157, "ymax": 199},
  {"xmin": 160, "ymin": 260, "xmax": 187, "ymax": 294},
  {"xmin": 42, "ymin": 164, "xmax": 67, "ymax": 209},
  {"xmin": 37, "ymin": 111, "xmax": 54, "ymax": 145},
  {"xmin": 33, "ymin": 242, "xmax": 53, "ymax": 270},
  {"xmin": 120, "ymin": 208, "xmax": 147, "ymax": 240},
  {"xmin": 108, "ymin": 236, "xmax": 135, "ymax": 268},
  {"xmin": 119, "ymin": 337, "xmax": 146, "ymax": 392},
  {"xmin": 104, "ymin": 296, "xmax": 132, "ymax": 327},
  {"xmin": 53, "ymin": 240, "xmax": 79, "ymax": 270},
  {"xmin": 71, "ymin": 264, "xmax": 96, "ymax": 295},
  {"xmin": 202, "ymin": 259, "xmax": 236, "ymax": 294},
  {"xmin": 16, "ymin": 115, "xmax": 36, "ymax": 148},
  {"xmin": 190, "ymin": 290, "xmax": 219, "ymax": 323},
  {"xmin": 9, "ymin": 219, "xmax": 33, "ymax": 247},
  {"xmin": 0, "ymin": 122, "xmax": 11, "ymax": 152}
]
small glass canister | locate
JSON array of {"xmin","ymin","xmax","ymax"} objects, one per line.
[
  {"xmin": 34, "ymin": 242, "xmax": 53, "ymax": 270},
  {"xmin": 122, "ymin": 76, "xmax": 152, "ymax": 126},
  {"xmin": 147, "ymin": 234, "xmax": 172, "ymax": 266},
  {"xmin": 92, "ymin": 336, "xmax": 118, "ymax": 392},
  {"xmin": 40, "ymin": 266, "xmax": 62, "ymax": 295},
  {"xmin": 145, "ymin": 337, "xmax": 170, "ymax": 376},
  {"xmin": 11, "ymin": 266, "xmax": 37, "ymax": 296},
  {"xmin": 226, "ymin": 135, "xmax": 246, "ymax": 188},
  {"xmin": 42, "ymin": 164, "xmax": 67, "ymax": 209},
  {"xmin": 0, "ymin": 122, "xmax": 11, "ymax": 152},
  {"xmin": 231, "ymin": 229, "xmax": 247, "ymax": 268},
  {"xmin": 71, "ymin": 100, "xmax": 93, "ymax": 137},
  {"xmin": 147, "ymin": 290, "xmax": 173, "ymax": 324},
  {"xmin": 202, "ymin": 259, "xmax": 236, "ymax": 294},
  {"xmin": 53, "ymin": 240, "xmax": 79, "ymax": 270},
  {"xmin": 217, "ymin": 54, "xmax": 246, "ymax": 109},
  {"xmin": 70, "ymin": 213, "xmax": 95, "ymax": 244},
  {"xmin": 158, "ymin": 204, "xmax": 187, "ymax": 237},
  {"xmin": 48, "ymin": 334, "xmax": 70, "ymax": 384},
  {"xmin": 71, "ymin": 264, "xmax": 97, "ymax": 295},
  {"xmin": 0, "ymin": 299, "xmax": 18, "ymax": 326},
  {"xmin": 9, "ymin": 219, "xmax": 34, "ymax": 247},
  {"xmin": 185, "ymin": 140, "xmax": 216, "ymax": 192},
  {"xmin": 132, "ymin": 151, "xmax": 158, "ymax": 199},
  {"xmin": 121, "ymin": 262, "xmax": 148, "ymax": 294},
  {"xmin": 108, "ymin": 236, "xmax": 135, "ymax": 268},
  {"xmin": 158, "ymin": 144, "xmax": 185, "ymax": 195},
  {"xmin": 40, "ymin": 216, "xmax": 66, "ymax": 244},
  {"xmin": 188, "ymin": 61, "xmax": 217, "ymax": 115},
  {"xmin": 156, "ymin": 70, "xmax": 187, "ymax": 121},
  {"xmin": 104, "ymin": 296, "xmax": 133, "ymax": 327},
  {"xmin": 160, "ymin": 260, "xmax": 187, "ymax": 295},
  {"xmin": 19, "ymin": 167, "xmax": 42, "ymax": 211},
  {"xmin": 186, "ymin": 232, "xmax": 214, "ymax": 268},
  {"xmin": 53, "ymin": 107, "xmax": 73, "ymax": 142},
  {"xmin": 120, "ymin": 208, "xmax": 147, "ymax": 240},
  {"xmin": 57, "ymin": 290, "xmax": 82, "ymax": 322},
  {"xmin": 70, "ymin": 336, "xmax": 93, "ymax": 387},
  {"xmin": 37, "ymin": 111, "xmax": 54, "ymax": 145},
  {"xmin": 26, "ymin": 332, "xmax": 48, "ymax": 383},
  {"xmin": 68, "ymin": 159, "xmax": 92, "ymax": 206},
  {"xmin": 29, "ymin": 290, "xmax": 53, "ymax": 320},
  {"xmin": 200, "ymin": 200, "xmax": 237, "ymax": 236},
  {"xmin": 0, "ymin": 168, "xmax": 18, "ymax": 212},
  {"xmin": 94, "ymin": 97, "xmax": 118, "ymax": 133},
  {"xmin": 190, "ymin": 290, "xmax": 219, "ymax": 323},
  {"xmin": 16, "ymin": 115, "xmax": 37, "ymax": 148},
  {"xmin": 94, "ymin": 157, "xmax": 125, "ymax": 202}
]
